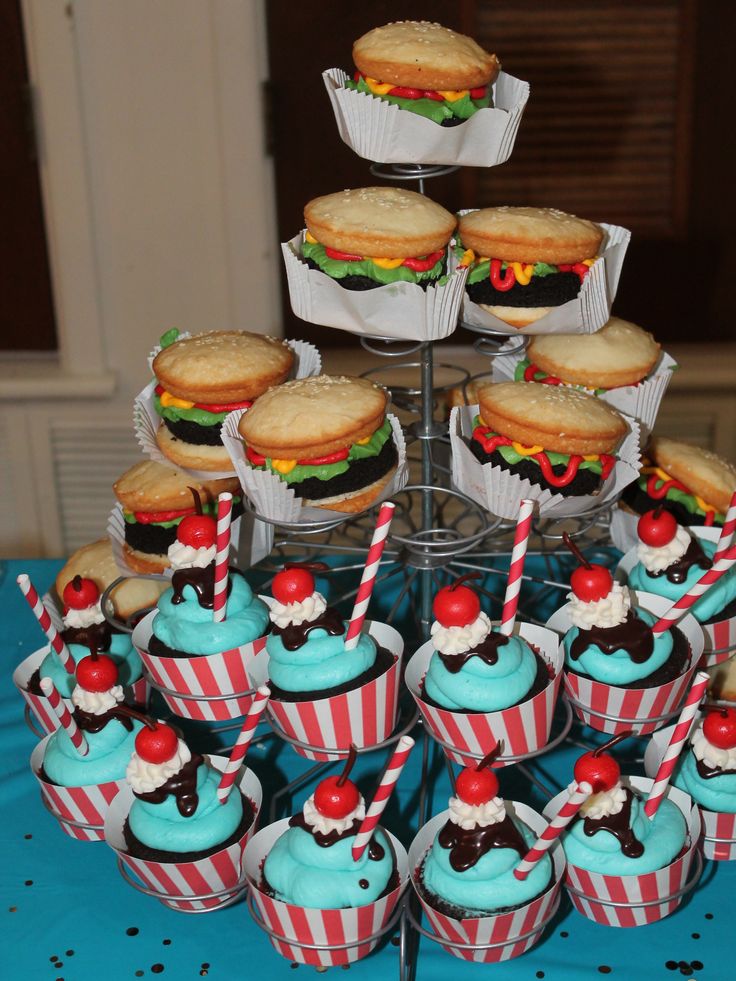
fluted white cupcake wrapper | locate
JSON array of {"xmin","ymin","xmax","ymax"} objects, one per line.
[
  {"xmin": 282, "ymin": 232, "xmax": 469, "ymax": 341},
  {"xmin": 244, "ymin": 818, "xmax": 408, "ymax": 966},
  {"xmin": 616, "ymin": 529, "xmax": 736, "ymax": 666},
  {"xmin": 450, "ymin": 404, "xmax": 641, "ymax": 521},
  {"xmin": 644, "ymin": 724, "xmax": 736, "ymax": 861},
  {"xmin": 546, "ymin": 776, "xmax": 701, "ymax": 926},
  {"xmin": 492, "ymin": 345, "xmax": 677, "ymax": 439},
  {"xmin": 459, "ymin": 220, "xmax": 630, "ymax": 336},
  {"xmin": 546, "ymin": 591, "xmax": 705, "ymax": 735},
  {"xmin": 408, "ymin": 804, "xmax": 564, "ymax": 962},
  {"xmin": 405, "ymin": 623, "xmax": 562, "ymax": 767},
  {"xmin": 15, "ymin": 646, "xmax": 149, "ymax": 737},
  {"xmin": 132, "ymin": 609, "xmax": 266, "ymax": 722},
  {"xmin": 134, "ymin": 338, "xmax": 322, "ymax": 479},
  {"xmin": 248, "ymin": 620, "xmax": 403, "ymax": 761},
  {"xmin": 221, "ymin": 411, "xmax": 408, "ymax": 525},
  {"xmin": 105, "ymin": 757, "xmax": 262, "ymax": 911}
]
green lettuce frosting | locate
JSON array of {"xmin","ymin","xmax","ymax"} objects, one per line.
[
  {"xmin": 153, "ymin": 391, "xmax": 229, "ymax": 427},
  {"xmin": 473, "ymin": 416, "xmax": 606, "ymax": 476},
  {"xmin": 345, "ymin": 75, "xmax": 491, "ymax": 124},
  {"xmin": 302, "ymin": 239, "xmax": 444, "ymax": 286},
  {"xmin": 637, "ymin": 477, "xmax": 722, "ymax": 521}
]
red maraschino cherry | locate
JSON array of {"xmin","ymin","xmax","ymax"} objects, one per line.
[
  {"xmin": 177, "ymin": 514, "xmax": 216, "ymax": 549},
  {"xmin": 573, "ymin": 732, "xmax": 632, "ymax": 793},
  {"xmin": 637, "ymin": 507, "xmax": 678, "ymax": 548},
  {"xmin": 62, "ymin": 575, "xmax": 100, "ymax": 610},
  {"xmin": 76, "ymin": 653, "xmax": 118, "ymax": 692},
  {"xmin": 433, "ymin": 573, "xmax": 482, "ymax": 628},
  {"xmin": 563, "ymin": 533, "xmax": 613, "ymax": 602},
  {"xmin": 273, "ymin": 567, "xmax": 315, "ymax": 605},
  {"xmin": 135, "ymin": 722, "xmax": 179, "ymax": 764},
  {"xmin": 454, "ymin": 746, "xmax": 502, "ymax": 805},
  {"xmin": 313, "ymin": 746, "xmax": 360, "ymax": 819},
  {"xmin": 703, "ymin": 707, "xmax": 736, "ymax": 749}
]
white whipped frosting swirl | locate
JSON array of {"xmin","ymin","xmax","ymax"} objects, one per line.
[
  {"xmin": 431, "ymin": 611, "xmax": 492, "ymax": 656},
  {"xmin": 567, "ymin": 581, "xmax": 631, "ymax": 630},
  {"xmin": 63, "ymin": 600, "xmax": 105, "ymax": 630},
  {"xmin": 126, "ymin": 738, "xmax": 191, "ymax": 793},
  {"xmin": 269, "ymin": 591, "xmax": 327, "ymax": 628},
  {"xmin": 580, "ymin": 783, "xmax": 626, "ymax": 820},
  {"xmin": 302, "ymin": 793, "xmax": 365, "ymax": 836},
  {"xmin": 692, "ymin": 721, "xmax": 736, "ymax": 772},
  {"xmin": 637, "ymin": 525, "xmax": 691, "ymax": 574},
  {"xmin": 448, "ymin": 794, "xmax": 506, "ymax": 829},
  {"xmin": 167, "ymin": 540, "xmax": 216, "ymax": 570},
  {"xmin": 71, "ymin": 683, "xmax": 123, "ymax": 715}
]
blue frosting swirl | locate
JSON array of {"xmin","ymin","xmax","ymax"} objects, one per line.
[
  {"xmin": 152, "ymin": 573, "xmax": 269, "ymax": 655},
  {"xmin": 563, "ymin": 793, "xmax": 686, "ymax": 874},
  {"xmin": 43, "ymin": 717, "xmax": 143, "ymax": 787},
  {"xmin": 627, "ymin": 539, "xmax": 736, "ymax": 623},
  {"xmin": 424, "ymin": 634, "xmax": 538, "ymax": 711},
  {"xmin": 263, "ymin": 824, "xmax": 394, "ymax": 908},
  {"xmin": 564, "ymin": 607, "xmax": 674, "ymax": 685},
  {"xmin": 37, "ymin": 632, "xmax": 142, "ymax": 696},
  {"xmin": 266, "ymin": 628, "xmax": 377, "ymax": 694},
  {"xmin": 128, "ymin": 761, "xmax": 243, "ymax": 853},
  {"xmin": 422, "ymin": 816, "xmax": 552, "ymax": 914},
  {"xmin": 673, "ymin": 751, "xmax": 736, "ymax": 814}
]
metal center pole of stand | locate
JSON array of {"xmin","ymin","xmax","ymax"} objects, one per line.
[{"xmin": 419, "ymin": 340, "xmax": 435, "ymax": 638}]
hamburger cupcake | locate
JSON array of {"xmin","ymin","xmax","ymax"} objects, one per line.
[
  {"xmin": 148, "ymin": 328, "xmax": 295, "ymax": 472},
  {"xmin": 237, "ymin": 375, "xmax": 399, "ymax": 514},
  {"xmin": 112, "ymin": 460, "xmax": 242, "ymax": 575}
]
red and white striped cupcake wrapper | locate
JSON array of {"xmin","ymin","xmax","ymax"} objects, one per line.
[
  {"xmin": 616, "ymin": 530, "xmax": 736, "ymax": 668},
  {"xmin": 14, "ymin": 646, "xmax": 150, "ymax": 737},
  {"xmin": 132, "ymin": 610, "xmax": 266, "ymax": 722},
  {"xmin": 405, "ymin": 624, "xmax": 563, "ymax": 767},
  {"xmin": 31, "ymin": 737, "xmax": 124, "ymax": 841},
  {"xmin": 249, "ymin": 621, "xmax": 403, "ymax": 761},
  {"xmin": 546, "ymin": 776, "xmax": 701, "ymax": 926},
  {"xmin": 645, "ymin": 725, "xmax": 736, "ymax": 861},
  {"xmin": 546, "ymin": 592, "xmax": 705, "ymax": 736},
  {"xmin": 408, "ymin": 804, "xmax": 564, "ymax": 962},
  {"xmin": 105, "ymin": 757, "xmax": 262, "ymax": 911},
  {"xmin": 243, "ymin": 819, "xmax": 408, "ymax": 966}
]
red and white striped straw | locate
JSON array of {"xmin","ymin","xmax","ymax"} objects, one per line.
[
  {"xmin": 39, "ymin": 676, "xmax": 88, "ymax": 756},
  {"xmin": 499, "ymin": 499, "xmax": 535, "ymax": 636},
  {"xmin": 514, "ymin": 781, "xmax": 593, "ymax": 880},
  {"xmin": 17, "ymin": 574, "xmax": 75, "ymax": 675},
  {"xmin": 344, "ymin": 501, "xmax": 395, "ymax": 651},
  {"xmin": 216, "ymin": 685, "xmax": 270, "ymax": 804},
  {"xmin": 212, "ymin": 492, "xmax": 233, "ymax": 623},
  {"xmin": 651, "ymin": 544, "xmax": 736, "ymax": 634},
  {"xmin": 351, "ymin": 735, "xmax": 414, "ymax": 862},
  {"xmin": 713, "ymin": 489, "xmax": 736, "ymax": 562},
  {"xmin": 644, "ymin": 670, "xmax": 710, "ymax": 819}
]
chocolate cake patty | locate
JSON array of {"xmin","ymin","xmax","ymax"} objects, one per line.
[
  {"xmin": 467, "ymin": 270, "xmax": 582, "ymax": 309},
  {"xmin": 420, "ymin": 646, "xmax": 551, "ymax": 713},
  {"xmin": 162, "ymin": 416, "xmax": 223, "ymax": 446},
  {"xmin": 469, "ymin": 440, "xmax": 604, "ymax": 497},
  {"xmin": 122, "ymin": 790, "xmax": 254, "ymax": 864},
  {"xmin": 125, "ymin": 499, "xmax": 244, "ymax": 557},
  {"xmin": 568, "ymin": 623, "xmax": 691, "ymax": 689},
  {"xmin": 293, "ymin": 439, "xmax": 397, "ymax": 501},
  {"xmin": 267, "ymin": 646, "xmax": 396, "ymax": 703}
]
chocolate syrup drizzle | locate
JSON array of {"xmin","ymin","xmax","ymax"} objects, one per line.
[
  {"xmin": 568, "ymin": 610, "xmax": 654, "ymax": 664},
  {"xmin": 438, "ymin": 631, "xmax": 510, "ymax": 674},
  {"xmin": 694, "ymin": 750, "xmax": 736, "ymax": 780},
  {"xmin": 171, "ymin": 562, "xmax": 233, "ymax": 610},
  {"xmin": 62, "ymin": 620, "xmax": 113, "ymax": 657},
  {"xmin": 581, "ymin": 787, "xmax": 644, "ymax": 858},
  {"xmin": 272, "ymin": 607, "xmax": 345, "ymax": 652},
  {"xmin": 646, "ymin": 537, "xmax": 711, "ymax": 585},
  {"xmin": 73, "ymin": 704, "xmax": 135, "ymax": 735},
  {"xmin": 289, "ymin": 812, "xmax": 385, "ymax": 861},
  {"xmin": 438, "ymin": 815, "xmax": 527, "ymax": 873},
  {"xmin": 132, "ymin": 752, "xmax": 204, "ymax": 817}
]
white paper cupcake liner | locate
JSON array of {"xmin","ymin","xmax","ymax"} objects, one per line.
[
  {"xmin": 492, "ymin": 344, "xmax": 677, "ymax": 439},
  {"xmin": 459, "ymin": 220, "xmax": 630, "ymax": 336},
  {"xmin": 546, "ymin": 776, "xmax": 701, "ymax": 926},
  {"xmin": 221, "ymin": 410, "xmax": 408, "ymax": 525},
  {"xmin": 248, "ymin": 620, "xmax": 403, "ymax": 761},
  {"xmin": 546, "ymin": 592, "xmax": 705, "ymax": 735},
  {"xmin": 244, "ymin": 818, "xmax": 408, "ymax": 966},
  {"xmin": 31, "ymin": 736, "xmax": 125, "ymax": 841},
  {"xmin": 105, "ymin": 757, "xmax": 262, "ymax": 911},
  {"xmin": 449, "ymin": 403, "xmax": 641, "ymax": 521},
  {"xmin": 134, "ymin": 338, "xmax": 322, "ymax": 479},
  {"xmin": 408, "ymin": 804, "xmax": 564, "ymax": 962},
  {"xmin": 322, "ymin": 68, "xmax": 530, "ymax": 168},
  {"xmin": 281, "ymin": 231, "xmax": 469, "ymax": 341},
  {"xmin": 405, "ymin": 623, "xmax": 562, "ymax": 767},
  {"xmin": 616, "ymin": 528, "xmax": 736, "ymax": 667}
]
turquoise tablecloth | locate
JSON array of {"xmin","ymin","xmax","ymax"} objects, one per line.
[{"xmin": 1, "ymin": 559, "xmax": 730, "ymax": 980}]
